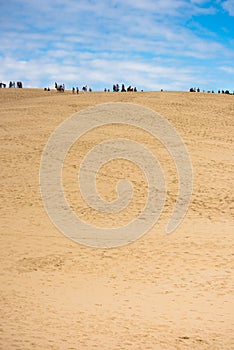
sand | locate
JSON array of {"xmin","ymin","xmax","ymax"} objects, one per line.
[{"xmin": 0, "ymin": 88, "xmax": 233, "ymax": 349}]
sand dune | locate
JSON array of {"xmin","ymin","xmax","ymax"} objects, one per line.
[{"xmin": 0, "ymin": 88, "xmax": 233, "ymax": 349}]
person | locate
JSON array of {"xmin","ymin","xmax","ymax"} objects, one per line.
[
  {"xmin": 72, "ymin": 87, "xmax": 75, "ymax": 94},
  {"xmin": 121, "ymin": 83, "xmax": 126, "ymax": 92},
  {"xmin": 76, "ymin": 87, "xmax": 79, "ymax": 94}
]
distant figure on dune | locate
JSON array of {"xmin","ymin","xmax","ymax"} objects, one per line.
[
  {"xmin": 56, "ymin": 84, "xmax": 65, "ymax": 92},
  {"xmin": 17, "ymin": 81, "xmax": 23, "ymax": 88},
  {"xmin": 121, "ymin": 84, "xmax": 126, "ymax": 92},
  {"xmin": 113, "ymin": 84, "xmax": 119, "ymax": 92},
  {"xmin": 189, "ymin": 87, "xmax": 196, "ymax": 92},
  {"xmin": 9, "ymin": 81, "xmax": 15, "ymax": 88}
]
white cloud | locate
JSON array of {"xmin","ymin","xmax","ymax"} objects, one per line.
[
  {"xmin": 219, "ymin": 66, "xmax": 234, "ymax": 74},
  {"xmin": 222, "ymin": 0, "xmax": 234, "ymax": 15}
]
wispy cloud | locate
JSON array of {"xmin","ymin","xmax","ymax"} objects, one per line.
[
  {"xmin": 222, "ymin": 0, "xmax": 234, "ymax": 16},
  {"xmin": 219, "ymin": 66, "xmax": 234, "ymax": 74}
]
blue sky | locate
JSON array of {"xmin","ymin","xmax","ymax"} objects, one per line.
[{"xmin": 0, "ymin": 0, "xmax": 234, "ymax": 91}]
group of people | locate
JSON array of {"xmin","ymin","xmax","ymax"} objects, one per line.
[
  {"xmin": 46, "ymin": 83, "xmax": 93, "ymax": 93},
  {"xmin": 55, "ymin": 82, "xmax": 138, "ymax": 93},
  {"xmin": 55, "ymin": 82, "xmax": 65, "ymax": 92},
  {"xmin": 71, "ymin": 86, "xmax": 92, "ymax": 93},
  {"xmin": 112, "ymin": 83, "xmax": 137, "ymax": 92},
  {"xmin": 2, "ymin": 80, "xmax": 231, "ymax": 94},
  {"xmin": 0, "ymin": 81, "xmax": 23, "ymax": 88},
  {"xmin": 189, "ymin": 87, "xmax": 232, "ymax": 94}
]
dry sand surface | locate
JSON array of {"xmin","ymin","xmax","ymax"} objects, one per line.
[{"xmin": 0, "ymin": 88, "xmax": 233, "ymax": 349}]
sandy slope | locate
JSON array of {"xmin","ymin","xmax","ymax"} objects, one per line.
[{"xmin": 0, "ymin": 89, "xmax": 233, "ymax": 349}]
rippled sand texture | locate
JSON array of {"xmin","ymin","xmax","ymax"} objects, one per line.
[{"xmin": 0, "ymin": 89, "xmax": 233, "ymax": 349}]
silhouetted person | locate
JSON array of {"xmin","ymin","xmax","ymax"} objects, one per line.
[{"xmin": 121, "ymin": 84, "xmax": 126, "ymax": 92}]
